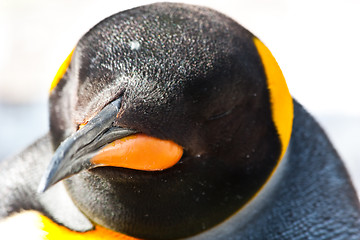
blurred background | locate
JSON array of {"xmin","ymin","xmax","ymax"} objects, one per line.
[{"xmin": 0, "ymin": 0, "xmax": 359, "ymax": 193}]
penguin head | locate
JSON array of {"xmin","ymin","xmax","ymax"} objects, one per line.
[{"xmin": 41, "ymin": 3, "xmax": 293, "ymax": 239}]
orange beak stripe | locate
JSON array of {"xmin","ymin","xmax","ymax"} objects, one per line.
[{"xmin": 91, "ymin": 134, "xmax": 183, "ymax": 171}]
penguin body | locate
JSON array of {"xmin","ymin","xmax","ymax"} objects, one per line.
[{"xmin": 1, "ymin": 2, "xmax": 359, "ymax": 239}]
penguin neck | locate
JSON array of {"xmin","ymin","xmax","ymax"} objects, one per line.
[{"xmin": 190, "ymin": 146, "xmax": 291, "ymax": 239}]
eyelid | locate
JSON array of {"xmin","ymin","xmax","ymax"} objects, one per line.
[{"xmin": 76, "ymin": 97, "xmax": 123, "ymax": 131}]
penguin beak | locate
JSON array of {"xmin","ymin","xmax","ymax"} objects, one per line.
[
  {"xmin": 38, "ymin": 98, "xmax": 183, "ymax": 193},
  {"xmin": 38, "ymin": 98, "xmax": 133, "ymax": 192}
]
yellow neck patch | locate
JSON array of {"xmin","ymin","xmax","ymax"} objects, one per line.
[
  {"xmin": 0, "ymin": 211, "xmax": 140, "ymax": 240},
  {"xmin": 253, "ymin": 38, "xmax": 293, "ymax": 159},
  {"xmin": 50, "ymin": 50, "xmax": 74, "ymax": 93}
]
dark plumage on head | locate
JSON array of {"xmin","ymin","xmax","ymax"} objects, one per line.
[{"xmin": 46, "ymin": 3, "xmax": 283, "ymax": 239}]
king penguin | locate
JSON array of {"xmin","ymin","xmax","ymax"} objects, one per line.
[{"xmin": 0, "ymin": 2, "xmax": 359, "ymax": 240}]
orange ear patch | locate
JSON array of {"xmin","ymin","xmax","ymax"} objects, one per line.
[
  {"xmin": 253, "ymin": 38, "xmax": 293, "ymax": 159},
  {"xmin": 91, "ymin": 134, "xmax": 183, "ymax": 171},
  {"xmin": 50, "ymin": 49, "xmax": 74, "ymax": 93}
]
